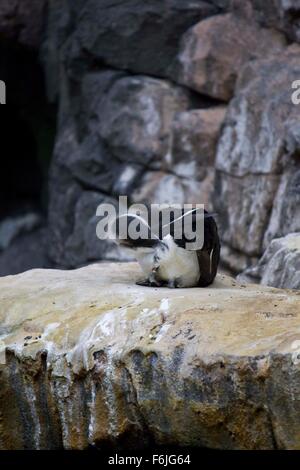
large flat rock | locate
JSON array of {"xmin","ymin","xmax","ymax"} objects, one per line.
[{"xmin": 0, "ymin": 263, "xmax": 300, "ymax": 449}]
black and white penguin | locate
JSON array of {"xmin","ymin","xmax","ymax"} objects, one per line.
[{"xmin": 113, "ymin": 208, "xmax": 220, "ymax": 288}]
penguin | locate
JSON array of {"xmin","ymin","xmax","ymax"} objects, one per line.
[{"xmin": 113, "ymin": 207, "xmax": 220, "ymax": 288}]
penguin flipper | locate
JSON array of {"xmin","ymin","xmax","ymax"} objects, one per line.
[
  {"xmin": 197, "ymin": 238, "xmax": 220, "ymax": 287},
  {"xmin": 195, "ymin": 210, "xmax": 221, "ymax": 287},
  {"xmin": 197, "ymin": 250, "xmax": 215, "ymax": 287}
]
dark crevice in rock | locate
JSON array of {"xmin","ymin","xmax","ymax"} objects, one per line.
[
  {"xmin": 0, "ymin": 35, "xmax": 57, "ymax": 275},
  {"xmin": 79, "ymin": 49, "xmax": 228, "ymax": 111},
  {"xmin": 6, "ymin": 352, "xmax": 34, "ymax": 449},
  {"xmin": 267, "ymin": 411, "xmax": 279, "ymax": 450}
]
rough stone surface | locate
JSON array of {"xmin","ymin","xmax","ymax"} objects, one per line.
[
  {"xmin": 223, "ymin": 0, "xmax": 300, "ymax": 43},
  {"xmin": 56, "ymin": 68, "xmax": 189, "ymax": 173},
  {"xmin": 48, "ymin": 68, "xmax": 224, "ymax": 268},
  {"xmin": 1, "ymin": 263, "xmax": 300, "ymax": 450},
  {"xmin": 171, "ymin": 107, "xmax": 227, "ymax": 179},
  {"xmin": 0, "ymin": 0, "xmax": 46, "ymax": 49},
  {"xmin": 213, "ymin": 45, "xmax": 300, "ymax": 271},
  {"xmin": 246, "ymin": 0, "xmax": 300, "ymax": 43},
  {"xmin": 132, "ymin": 170, "xmax": 215, "ymax": 210},
  {"xmin": 98, "ymin": 75, "xmax": 192, "ymax": 169},
  {"xmin": 63, "ymin": 191, "xmax": 129, "ymax": 268},
  {"xmin": 264, "ymin": 166, "xmax": 300, "ymax": 248},
  {"xmin": 214, "ymin": 172, "xmax": 280, "ymax": 257},
  {"xmin": 220, "ymin": 244, "xmax": 259, "ymax": 276},
  {"xmin": 216, "ymin": 46, "xmax": 300, "ymax": 177},
  {"xmin": 4, "ymin": 0, "xmax": 300, "ymax": 286},
  {"xmin": 47, "ymin": 70, "xmax": 197, "ymax": 268},
  {"xmin": 53, "ymin": 122, "xmax": 119, "ymax": 195},
  {"xmin": 174, "ymin": 13, "xmax": 286, "ymax": 101},
  {"xmin": 40, "ymin": 0, "xmax": 300, "ymax": 283},
  {"xmin": 239, "ymin": 233, "xmax": 300, "ymax": 290},
  {"xmin": 42, "ymin": 0, "xmax": 73, "ymax": 101},
  {"xmin": 47, "ymin": 171, "xmax": 127, "ymax": 268},
  {"xmin": 0, "ymin": 228, "xmax": 51, "ymax": 277},
  {"xmin": 57, "ymin": 0, "xmax": 220, "ymax": 78},
  {"xmin": 0, "ymin": 212, "xmax": 42, "ymax": 252}
]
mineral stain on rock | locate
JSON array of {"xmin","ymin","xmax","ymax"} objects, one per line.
[{"xmin": 0, "ymin": 263, "xmax": 300, "ymax": 449}]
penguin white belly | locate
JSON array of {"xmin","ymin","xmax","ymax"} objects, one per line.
[
  {"xmin": 134, "ymin": 236, "xmax": 200, "ymax": 288},
  {"xmin": 157, "ymin": 241, "xmax": 200, "ymax": 287},
  {"xmin": 135, "ymin": 248, "xmax": 156, "ymax": 278}
]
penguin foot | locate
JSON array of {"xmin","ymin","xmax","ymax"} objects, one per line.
[
  {"xmin": 136, "ymin": 278, "xmax": 166, "ymax": 288},
  {"xmin": 167, "ymin": 278, "xmax": 181, "ymax": 289},
  {"xmin": 136, "ymin": 279, "xmax": 152, "ymax": 287}
]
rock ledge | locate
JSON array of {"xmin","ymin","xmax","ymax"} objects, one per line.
[{"xmin": 0, "ymin": 263, "xmax": 300, "ymax": 450}]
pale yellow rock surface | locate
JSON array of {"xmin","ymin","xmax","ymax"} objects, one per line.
[{"xmin": 0, "ymin": 262, "xmax": 300, "ymax": 450}]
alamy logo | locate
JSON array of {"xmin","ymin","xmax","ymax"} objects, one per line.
[
  {"xmin": 0, "ymin": 80, "xmax": 6, "ymax": 104},
  {"xmin": 291, "ymin": 80, "xmax": 300, "ymax": 105},
  {"xmin": 95, "ymin": 196, "xmax": 205, "ymax": 250}
]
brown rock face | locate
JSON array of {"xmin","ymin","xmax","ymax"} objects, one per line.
[
  {"xmin": 1, "ymin": 263, "xmax": 300, "ymax": 450},
  {"xmin": 0, "ymin": 0, "xmax": 46, "ymax": 49},
  {"xmin": 174, "ymin": 13, "xmax": 286, "ymax": 101}
]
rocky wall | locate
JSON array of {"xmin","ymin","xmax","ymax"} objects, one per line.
[{"xmin": 1, "ymin": 0, "xmax": 300, "ymax": 285}]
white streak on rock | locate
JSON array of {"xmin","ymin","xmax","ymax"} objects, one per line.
[
  {"xmin": 160, "ymin": 298, "xmax": 170, "ymax": 313},
  {"xmin": 24, "ymin": 381, "xmax": 41, "ymax": 449},
  {"xmin": 155, "ymin": 324, "xmax": 171, "ymax": 343},
  {"xmin": 88, "ymin": 382, "xmax": 97, "ymax": 444}
]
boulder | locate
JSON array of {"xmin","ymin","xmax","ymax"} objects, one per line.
[
  {"xmin": 174, "ymin": 13, "xmax": 286, "ymax": 101},
  {"xmin": 213, "ymin": 171, "xmax": 280, "ymax": 257},
  {"xmin": 51, "ymin": 70, "xmax": 128, "ymax": 196},
  {"xmin": 129, "ymin": 106, "xmax": 226, "ymax": 209},
  {"xmin": 220, "ymin": 243, "xmax": 259, "ymax": 275},
  {"xmin": 248, "ymin": 0, "xmax": 300, "ymax": 43},
  {"xmin": 42, "ymin": 1, "xmax": 300, "ymax": 277},
  {"xmin": 47, "ymin": 164, "xmax": 83, "ymax": 268},
  {"xmin": 57, "ymin": 0, "xmax": 220, "ymax": 79},
  {"xmin": 1, "ymin": 263, "xmax": 300, "ymax": 449},
  {"xmin": 55, "ymin": 71, "xmax": 193, "ymax": 173},
  {"xmin": 131, "ymin": 170, "xmax": 215, "ymax": 210},
  {"xmin": 64, "ymin": 191, "xmax": 128, "ymax": 267},
  {"xmin": 54, "ymin": 124, "xmax": 119, "ymax": 195},
  {"xmin": 47, "ymin": 70, "xmax": 196, "ymax": 268},
  {"xmin": 213, "ymin": 45, "xmax": 300, "ymax": 270},
  {"xmin": 98, "ymin": 75, "xmax": 193, "ymax": 169},
  {"xmin": 171, "ymin": 107, "xmax": 227, "ymax": 179},
  {"xmin": 216, "ymin": 46, "xmax": 300, "ymax": 177},
  {"xmin": 48, "ymin": 169, "xmax": 128, "ymax": 268},
  {"xmin": 239, "ymin": 233, "xmax": 300, "ymax": 290},
  {"xmin": 42, "ymin": 0, "xmax": 300, "ymax": 100},
  {"xmin": 222, "ymin": 0, "xmax": 300, "ymax": 43},
  {"xmin": 264, "ymin": 166, "xmax": 300, "ymax": 248}
]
